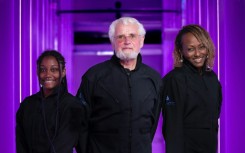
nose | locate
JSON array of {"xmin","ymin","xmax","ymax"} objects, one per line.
[
  {"xmin": 124, "ymin": 36, "xmax": 131, "ymax": 44},
  {"xmin": 44, "ymin": 69, "xmax": 52, "ymax": 76},
  {"xmin": 194, "ymin": 49, "xmax": 200, "ymax": 56}
]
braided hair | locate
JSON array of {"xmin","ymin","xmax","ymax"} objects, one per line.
[{"xmin": 36, "ymin": 50, "xmax": 67, "ymax": 153}]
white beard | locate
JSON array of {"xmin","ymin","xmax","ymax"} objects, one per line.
[{"xmin": 115, "ymin": 50, "xmax": 139, "ymax": 60}]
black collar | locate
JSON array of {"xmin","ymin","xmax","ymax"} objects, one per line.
[
  {"xmin": 183, "ymin": 59, "xmax": 207, "ymax": 75},
  {"xmin": 110, "ymin": 53, "xmax": 142, "ymax": 71},
  {"xmin": 36, "ymin": 84, "xmax": 67, "ymax": 99}
]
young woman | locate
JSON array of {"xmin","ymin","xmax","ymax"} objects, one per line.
[
  {"xmin": 162, "ymin": 25, "xmax": 222, "ymax": 153},
  {"xmin": 16, "ymin": 50, "xmax": 87, "ymax": 153}
]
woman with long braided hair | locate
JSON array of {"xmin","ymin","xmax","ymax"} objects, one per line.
[{"xmin": 16, "ymin": 50, "xmax": 87, "ymax": 153}]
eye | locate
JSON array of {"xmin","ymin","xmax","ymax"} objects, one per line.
[
  {"xmin": 50, "ymin": 68, "xmax": 59, "ymax": 72},
  {"xmin": 199, "ymin": 45, "xmax": 206, "ymax": 50},
  {"xmin": 39, "ymin": 67, "xmax": 47, "ymax": 73},
  {"xmin": 117, "ymin": 35, "xmax": 124, "ymax": 40},
  {"xmin": 188, "ymin": 48, "xmax": 194, "ymax": 52},
  {"xmin": 130, "ymin": 34, "xmax": 137, "ymax": 39}
]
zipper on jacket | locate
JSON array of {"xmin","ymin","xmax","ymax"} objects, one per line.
[{"xmin": 125, "ymin": 69, "xmax": 132, "ymax": 153}]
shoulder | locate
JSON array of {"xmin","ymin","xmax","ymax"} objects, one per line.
[
  {"xmin": 17, "ymin": 92, "xmax": 41, "ymax": 117},
  {"xmin": 85, "ymin": 60, "xmax": 111, "ymax": 74},
  {"xmin": 161, "ymin": 67, "xmax": 189, "ymax": 92},
  {"xmin": 140, "ymin": 64, "xmax": 162, "ymax": 89},
  {"xmin": 60, "ymin": 93, "xmax": 86, "ymax": 121},
  {"xmin": 205, "ymin": 70, "xmax": 221, "ymax": 86},
  {"xmin": 141, "ymin": 64, "xmax": 161, "ymax": 79},
  {"xmin": 162, "ymin": 67, "xmax": 186, "ymax": 82},
  {"xmin": 206, "ymin": 70, "xmax": 219, "ymax": 78},
  {"xmin": 62, "ymin": 92, "xmax": 82, "ymax": 107},
  {"xmin": 82, "ymin": 60, "xmax": 112, "ymax": 80},
  {"xmin": 19, "ymin": 92, "xmax": 40, "ymax": 107}
]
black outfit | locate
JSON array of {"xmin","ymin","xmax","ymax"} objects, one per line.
[
  {"xmin": 16, "ymin": 85, "xmax": 87, "ymax": 153},
  {"xmin": 162, "ymin": 60, "xmax": 222, "ymax": 153},
  {"xmin": 76, "ymin": 54, "xmax": 162, "ymax": 153}
]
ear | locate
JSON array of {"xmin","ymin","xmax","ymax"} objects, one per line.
[
  {"xmin": 111, "ymin": 40, "xmax": 115, "ymax": 50},
  {"xmin": 140, "ymin": 36, "xmax": 145, "ymax": 48},
  {"xmin": 179, "ymin": 49, "xmax": 183, "ymax": 56},
  {"xmin": 62, "ymin": 68, "xmax": 66, "ymax": 78}
]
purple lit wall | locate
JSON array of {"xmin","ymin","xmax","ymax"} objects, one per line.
[
  {"xmin": 0, "ymin": 0, "xmax": 19, "ymax": 152},
  {"xmin": 183, "ymin": 0, "xmax": 222, "ymax": 152},
  {"xmin": 185, "ymin": 0, "xmax": 245, "ymax": 152},
  {"xmin": 219, "ymin": 0, "xmax": 245, "ymax": 153},
  {"xmin": 162, "ymin": 0, "xmax": 181, "ymax": 74},
  {"xmin": 18, "ymin": 0, "xmax": 58, "ymax": 99},
  {"xmin": 182, "ymin": 1, "xmax": 245, "ymax": 153},
  {"xmin": 58, "ymin": 0, "xmax": 74, "ymax": 93},
  {"xmin": 2, "ymin": 0, "xmax": 245, "ymax": 153},
  {"xmin": 0, "ymin": 0, "xmax": 60, "ymax": 152}
]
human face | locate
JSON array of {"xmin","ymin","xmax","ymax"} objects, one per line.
[
  {"xmin": 113, "ymin": 23, "xmax": 144, "ymax": 60},
  {"xmin": 181, "ymin": 32, "xmax": 208, "ymax": 70},
  {"xmin": 39, "ymin": 56, "xmax": 65, "ymax": 97}
]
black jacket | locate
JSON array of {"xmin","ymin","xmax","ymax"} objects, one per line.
[
  {"xmin": 162, "ymin": 61, "xmax": 222, "ymax": 153},
  {"xmin": 16, "ymin": 86, "xmax": 87, "ymax": 153},
  {"xmin": 76, "ymin": 54, "xmax": 162, "ymax": 153}
]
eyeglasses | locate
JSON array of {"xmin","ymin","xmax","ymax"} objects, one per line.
[{"xmin": 114, "ymin": 34, "xmax": 141, "ymax": 42}]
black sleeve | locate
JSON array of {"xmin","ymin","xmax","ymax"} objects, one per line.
[
  {"xmin": 53, "ymin": 97, "xmax": 88, "ymax": 153},
  {"xmin": 150, "ymin": 82, "xmax": 163, "ymax": 140},
  {"xmin": 75, "ymin": 122, "xmax": 88, "ymax": 153},
  {"xmin": 75, "ymin": 76, "xmax": 92, "ymax": 153},
  {"xmin": 74, "ymin": 104, "xmax": 89, "ymax": 153},
  {"xmin": 162, "ymin": 75, "xmax": 186, "ymax": 153},
  {"xmin": 218, "ymin": 81, "xmax": 222, "ymax": 118},
  {"xmin": 16, "ymin": 102, "xmax": 29, "ymax": 153}
]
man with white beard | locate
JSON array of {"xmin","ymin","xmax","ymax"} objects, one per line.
[{"xmin": 76, "ymin": 17, "xmax": 162, "ymax": 153}]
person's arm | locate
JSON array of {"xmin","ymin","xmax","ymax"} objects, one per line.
[
  {"xmin": 162, "ymin": 75, "xmax": 186, "ymax": 153},
  {"xmin": 75, "ymin": 76, "xmax": 91, "ymax": 153},
  {"xmin": 150, "ymin": 82, "xmax": 163, "ymax": 140},
  {"xmin": 75, "ymin": 103, "xmax": 88, "ymax": 153},
  {"xmin": 16, "ymin": 103, "xmax": 29, "ymax": 153},
  {"xmin": 218, "ymin": 81, "xmax": 222, "ymax": 117}
]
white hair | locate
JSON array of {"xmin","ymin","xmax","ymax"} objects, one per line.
[{"xmin": 108, "ymin": 17, "xmax": 146, "ymax": 43}]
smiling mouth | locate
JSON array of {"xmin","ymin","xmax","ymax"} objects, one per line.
[
  {"xmin": 43, "ymin": 80, "xmax": 55, "ymax": 84},
  {"xmin": 193, "ymin": 57, "xmax": 203, "ymax": 63}
]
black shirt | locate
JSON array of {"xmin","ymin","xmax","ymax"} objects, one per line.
[
  {"xmin": 16, "ymin": 86, "xmax": 87, "ymax": 153},
  {"xmin": 162, "ymin": 61, "xmax": 222, "ymax": 153},
  {"xmin": 76, "ymin": 54, "xmax": 162, "ymax": 153}
]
